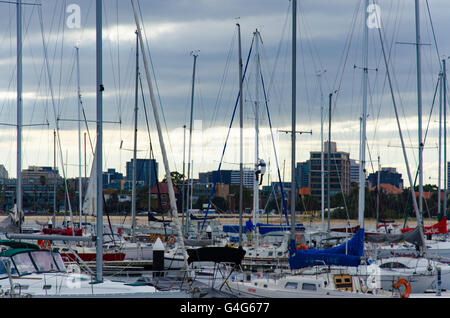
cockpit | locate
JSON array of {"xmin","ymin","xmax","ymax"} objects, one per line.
[{"xmin": 0, "ymin": 249, "xmax": 67, "ymax": 277}]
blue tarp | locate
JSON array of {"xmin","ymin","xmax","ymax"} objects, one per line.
[
  {"xmin": 289, "ymin": 228, "xmax": 365, "ymax": 269},
  {"xmin": 223, "ymin": 223, "xmax": 305, "ymax": 235},
  {"xmin": 222, "ymin": 225, "xmax": 245, "ymax": 234},
  {"xmin": 257, "ymin": 223, "xmax": 305, "ymax": 235}
]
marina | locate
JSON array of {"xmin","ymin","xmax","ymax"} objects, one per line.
[{"xmin": 0, "ymin": 0, "xmax": 450, "ymax": 303}]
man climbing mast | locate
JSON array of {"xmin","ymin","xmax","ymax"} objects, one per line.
[{"xmin": 255, "ymin": 159, "xmax": 266, "ymax": 186}]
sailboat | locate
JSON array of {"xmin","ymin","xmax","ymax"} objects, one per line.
[
  {"xmin": 226, "ymin": 0, "xmax": 389, "ymax": 298},
  {"xmin": 0, "ymin": 239, "xmax": 188, "ymax": 298}
]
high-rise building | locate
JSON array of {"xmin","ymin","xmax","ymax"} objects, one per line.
[
  {"xmin": 350, "ymin": 159, "xmax": 360, "ymax": 185},
  {"xmin": 198, "ymin": 169, "xmax": 254, "ymax": 188},
  {"xmin": 296, "ymin": 161, "xmax": 310, "ymax": 189},
  {"xmin": 309, "ymin": 141, "xmax": 351, "ymax": 201},
  {"xmin": 103, "ymin": 168, "xmax": 123, "ymax": 188},
  {"xmin": 0, "ymin": 165, "xmax": 8, "ymax": 179},
  {"xmin": 367, "ymin": 167, "xmax": 403, "ymax": 190},
  {"xmin": 126, "ymin": 159, "xmax": 158, "ymax": 188}
]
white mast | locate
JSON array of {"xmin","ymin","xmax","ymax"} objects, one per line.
[
  {"xmin": 186, "ymin": 51, "xmax": 198, "ymax": 235},
  {"xmin": 290, "ymin": 0, "xmax": 297, "ymax": 244},
  {"xmin": 131, "ymin": 0, "xmax": 189, "ymax": 270},
  {"xmin": 131, "ymin": 30, "xmax": 139, "ymax": 241},
  {"xmin": 317, "ymin": 70, "xmax": 326, "ymax": 232},
  {"xmin": 237, "ymin": 23, "xmax": 244, "ymax": 247},
  {"xmin": 358, "ymin": 0, "xmax": 369, "ymax": 229},
  {"xmin": 415, "ymin": 0, "xmax": 424, "ymax": 222},
  {"xmin": 76, "ymin": 46, "xmax": 83, "ymax": 229},
  {"xmin": 444, "ymin": 58, "xmax": 448, "ymax": 219},
  {"xmin": 95, "ymin": 0, "xmax": 104, "ymax": 281},
  {"xmin": 253, "ymin": 29, "xmax": 260, "ymax": 244},
  {"xmin": 439, "ymin": 70, "xmax": 443, "ymax": 217},
  {"xmin": 16, "ymin": 0, "xmax": 23, "ymax": 232}
]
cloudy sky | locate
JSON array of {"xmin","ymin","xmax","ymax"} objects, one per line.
[{"xmin": 0, "ymin": 0, "xmax": 449, "ymax": 189}]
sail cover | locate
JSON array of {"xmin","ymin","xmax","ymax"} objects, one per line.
[
  {"xmin": 257, "ymin": 223, "xmax": 305, "ymax": 235},
  {"xmin": 82, "ymin": 149, "xmax": 96, "ymax": 216},
  {"xmin": 400, "ymin": 216, "xmax": 447, "ymax": 236},
  {"xmin": 187, "ymin": 246, "xmax": 246, "ymax": 265},
  {"xmin": 365, "ymin": 226, "xmax": 424, "ymax": 246},
  {"xmin": 289, "ymin": 229, "xmax": 365, "ymax": 269}
]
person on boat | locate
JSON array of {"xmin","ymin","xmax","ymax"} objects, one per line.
[
  {"xmin": 246, "ymin": 217, "xmax": 254, "ymax": 242},
  {"xmin": 65, "ymin": 217, "xmax": 73, "ymax": 235},
  {"xmin": 255, "ymin": 159, "xmax": 266, "ymax": 186}
]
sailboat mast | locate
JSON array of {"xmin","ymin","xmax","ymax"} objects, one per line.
[
  {"xmin": 130, "ymin": 0, "xmax": 189, "ymax": 270},
  {"xmin": 415, "ymin": 0, "xmax": 424, "ymax": 220},
  {"xmin": 327, "ymin": 92, "xmax": 332, "ymax": 231},
  {"xmin": 131, "ymin": 30, "xmax": 139, "ymax": 240},
  {"xmin": 439, "ymin": 70, "xmax": 443, "ymax": 217},
  {"xmin": 182, "ymin": 124, "xmax": 186, "ymax": 234},
  {"xmin": 253, "ymin": 29, "xmax": 260, "ymax": 243},
  {"xmin": 237, "ymin": 23, "xmax": 244, "ymax": 247},
  {"xmin": 290, "ymin": 0, "xmax": 297, "ymax": 244},
  {"xmin": 358, "ymin": 0, "xmax": 369, "ymax": 229},
  {"xmin": 53, "ymin": 130, "xmax": 56, "ymax": 225},
  {"xmin": 186, "ymin": 51, "xmax": 198, "ymax": 234},
  {"xmin": 95, "ymin": 0, "xmax": 103, "ymax": 281},
  {"xmin": 76, "ymin": 46, "xmax": 83, "ymax": 229},
  {"xmin": 317, "ymin": 70, "xmax": 325, "ymax": 232},
  {"xmin": 17, "ymin": 0, "xmax": 23, "ymax": 233},
  {"xmin": 444, "ymin": 58, "xmax": 448, "ymax": 218}
]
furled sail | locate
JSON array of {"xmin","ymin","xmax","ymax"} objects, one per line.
[
  {"xmin": 365, "ymin": 226, "xmax": 423, "ymax": 246},
  {"xmin": 82, "ymin": 149, "xmax": 96, "ymax": 216},
  {"xmin": 289, "ymin": 229, "xmax": 365, "ymax": 269}
]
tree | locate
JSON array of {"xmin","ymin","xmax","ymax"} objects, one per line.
[
  {"xmin": 162, "ymin": 171, "xmax": 185, "ymax": 190},
  {"xmin": 229, "ymin": 184, "xmax": 252, "ymax": 209},
  {"xmin": 211, "ymin": 196, "xmax": 229, "ymax": 213}
]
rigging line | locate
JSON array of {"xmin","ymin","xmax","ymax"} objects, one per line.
[
  {"xmin": 297, "ymin": 2, "xmax": 323, "ymax": 81},
  {"xmin": 260, "ymin": 67, "xmax": 289, "ymax": 222},
  {"xmin": 38, "ymin": 4, "xmax": 73, "ymax": 215},
  {"xmin": 55, "ymin": 49, "xmax": 77, "ymax": 126},
  {"xmin": 265, "ymin": 1, "xmax": 290, "ymax": 95},
  {"xmin": 375, "ymin": 1, "xmax": 417, "ymax": 166},
  {"xmin": 116, "ymin": 0, "xmax": 121, "ymax": 122},
  {"xmin": 331, "ymin": 0, "xmax": 362, "ymax": 112},
  {"xmin": 425, "ymin": 0, "xmax": 441, "ymax": 69},
  {"xmin": 102, "ymin": 0, "xmax": 121, "ymax": 125},
  {"xmin": 137, "ymin": 0, "xmax": 177, "ymax": 172},
  {"xmin": 56, "ymin": 0, "xmax": 66, "ymax": 119},
  {"xmin": 375, "ymin": 5, "xmax": 423, "ymax": 229},
  {"xmin": 210, "ymin": 31, "xmax": 236, "ymax": 131},
  {"xmin": 199, "ymin": 37, "xmax": 254, "ymax": 232},
  {"xmin": 370, "ymin": 0, "xmax": 401, "ymax": 150},
  {"xmin": 138, "ymin": 71, "xmax": 167, "ymax": 226},
  {"xmin": 38, "ymin": 0, "xmax": 63, "ymax": 118}
]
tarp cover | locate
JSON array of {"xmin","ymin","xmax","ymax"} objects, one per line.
[
  {"xmin": 365, "ymin": 226, "xmax": 424, "ymax": 247},
  {"xmin": 289, "ymin": 229, "xmax": 365, "ymax": 269},
  {"xmin": 187, "ymin": 246, "xmax": 246, "ymax": 265},
  {"xmin": 401, "ymin": 216, "xmax": 447, "ymax": 236},
  {"xmin": 257, "ymin": 223, "xmax": 305, "ymax": 235}
]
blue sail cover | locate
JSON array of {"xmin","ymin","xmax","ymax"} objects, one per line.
[
  {"xmin": 289, "ymin": 228, "xmax": 365, "ymax": 269},
  {"xmin": 257, "ymin": 223, "xmax": 305, "ymax": 235}
]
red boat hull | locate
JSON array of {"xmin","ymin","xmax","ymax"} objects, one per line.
[{"xmin": 61, "ymin": 252, "xmax": 125, "ymax": 262}]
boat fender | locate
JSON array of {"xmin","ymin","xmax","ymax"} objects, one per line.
[
  {"xmin": 168, "ymin": 235, "xmax": 176, "ymax": 245},
  {"xmin": 296, "ymin": 244, "xmax": 307, "ymax": 250},
  {"xmin": 393, "ymin": 278, "xmax": 411, "ymax": 298},
  {"xmin": 37, "ymin": 240, "xmax": 51, "ymax": 250}
]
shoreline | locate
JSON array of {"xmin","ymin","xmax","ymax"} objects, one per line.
[{"xmin": 1, "ymin": 214, "xmax": 440, "ymax": 228}]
